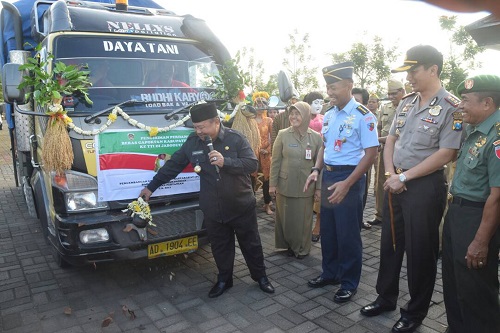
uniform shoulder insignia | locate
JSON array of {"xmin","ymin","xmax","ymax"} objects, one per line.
[
  {"xmin": 445, "ymin": 94, "xmax": 461, "ymax": 107},
  {"xmin": 496, "ymin": 122, "xmax": 500, "ymax": 137},
  {"xmin": 402, "ymin": 92, "xmax": 416, "ymax": 99},
  {"xmin": 356, "ymin": 104, "xmax": 369, "ymax": 115}
]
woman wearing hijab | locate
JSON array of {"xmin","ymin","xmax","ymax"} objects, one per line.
[{"xmin": 270, "ymin": 102, "xmax": 322, "ymax": 259}]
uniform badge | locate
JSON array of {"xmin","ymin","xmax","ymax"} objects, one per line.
[
  {"xmin": 494, "ymin": 139, "xmax": 500, "ymax": 159},
  {"xmin": 452, "ymin": 112, "xmax": 463, "ymax": 131},
  {"xmin": 395, "ymin": 128, "xmax": 400, "ymax": 137},
  {"xmin": 429, "ymin": 105, "xmax": 442, "ymax": 116},
  {"xmin": 194, "ymin": 165, "xmax": 201, "ymax": 173},
  {"xmin": 475, "ymin": 136, "xmax": 486, "ymax": 148},
  {"xmin": 464, "ymin": 79, "xmax": 474, "ymax": 90},
  {"xmin": 367, "ymin": 123, "xmax": 375, "ymax": 131},
  {"xmin": 445, "ymin": 94, "xmax": 461, "ymax": 107},
  {"xmin": 421, "ymin": 117, "xmax": 437, "ymax": 124},
  {"xmin": 225, "ymin": 146, "xmax": 229, "ymax": 150},
  {"xmin": 429, "ymin": 97, "xmax": 438, "ymax": 106}
]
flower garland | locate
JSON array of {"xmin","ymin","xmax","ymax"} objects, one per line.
[
  {"xmin": 123, "ymin": 197, "xmax": 155, "ymax": 227},
  {"xmin": 64, "ymin": 106, "xmax": 192, "ymax": 137}
]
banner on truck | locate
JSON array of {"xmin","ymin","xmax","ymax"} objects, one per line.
[{"xmin": 96, "ymin": 128, "xmax": 199, "ymax": 201}]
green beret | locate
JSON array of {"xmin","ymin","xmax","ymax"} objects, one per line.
[{"xmin": 456, "ymin": 74, "xmax": 500, "ymax": 95}]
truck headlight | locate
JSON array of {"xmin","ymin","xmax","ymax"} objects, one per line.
[
  {"xmin": 67, "ymin": 192, "xmax": 108, "ymax": 211},
  {"xmin": 52, "ymin": 171, "xmax": 109, "ymax": 213},
  {"xmin": 79, "ymin": 228, "xmax": 109, "ymax": 244}
]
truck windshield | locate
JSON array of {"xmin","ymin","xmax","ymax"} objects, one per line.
[{"xmin": 53, "ymin": 35, "xmax": 219, "ymax": 112}]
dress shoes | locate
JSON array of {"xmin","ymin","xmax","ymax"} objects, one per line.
[
  {"xmin": 307, "ymin": 275, "xmax": 340, "ymax": 288},
  {"xmin": 208, "ymin": 280, "xmax": 233, "ymax": 298},
  {"xmin": 391, "ymin": 317, "xmax": 422, "ymax": 333},
  {"xmin": 360, "ymin": 301, "xmax": 397, "ymax": 317},
  {"xmin": 333, "ymin": 289, "xmax": 356, "ymax": 303},
  {"xmin": 311, "ymin": 234, "xmax": 320, "ymax": 242},
  {"xmin": 257, "ymin": 276, "xmax": 275, "ymax": 294}
]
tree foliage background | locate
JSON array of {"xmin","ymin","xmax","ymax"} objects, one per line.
[
  {"xmin": 439, "ymin": 15, "xmax": 484, "ymax": 95},
  {"xmin": 282, "ymin": 29, "xmax": 319, "ymax": 96},
  {"xmin": 330, "ymin": 34, "xmax": 399, "ymax": 95}
]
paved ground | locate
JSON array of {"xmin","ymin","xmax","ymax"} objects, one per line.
[{"xmin": 0, "ymin": 124, "xmax": 451, "ymax": 333}]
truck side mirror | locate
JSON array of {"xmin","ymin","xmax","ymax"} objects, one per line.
[{"xmin": 2, "ymin": 63, "xmax": 27, "ymax": 104}]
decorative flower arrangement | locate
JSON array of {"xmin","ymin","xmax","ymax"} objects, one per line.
[
  {"xmin": 207, "ymin": 51, "xmax": 249, "ymax": 111},
  {"xmin": 17, "ymin": 44, "xmax": 93, "ymax": 175},
  {"xmin": 123, "ymin": 197, "xmax": 155, "ymax": 227},
  {"xmin": 64, "ymin": 106, "xmax": 192, "ymax": 137}
]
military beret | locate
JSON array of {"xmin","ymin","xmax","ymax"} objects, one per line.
[
  {"xmin": 322, "ymin": 61, "xmax": 354, "ymax": 84},
  {"xmin": 387, "ymin": 78, "xmax": 404, "ymax": 92},
  {"xmin": 190, "ymin": 102, "xmax": 218, "ymax": 123},
  {"xmin": 456, "ymin": 74, "xmax": 500, "ymax": 95},
  {"xmin": 392, "ymin": 45, "xmax": 443, "ymax": 73},
  {"xmin": 369, "ymin": 93, "xmax": 379, "ymax": 100}
]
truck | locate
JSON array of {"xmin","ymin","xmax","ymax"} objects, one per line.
[{"xmin": 1, "ymin": 0, "xmax": 232, "ymax": 267}]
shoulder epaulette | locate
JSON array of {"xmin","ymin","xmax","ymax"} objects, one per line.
[
  {"xmin": 402, "ymin": 92, "xmax": 416, "ymax": 99},
  {"xmin": 356, "ymin": 104, "xmax": 369, "ymax": 115},
  {"xmin": 445, "ymin": 94, "xmax": 461, "ymax": 107},
  {"xmin": 496, "ymin": 122, "xmax": 500, "ymax": 137}
]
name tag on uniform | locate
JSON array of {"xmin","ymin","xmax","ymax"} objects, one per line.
[
  {"xmin": 288, "ymin": 143, "xmax": 299, "ymax": 147},
  {"xmin": 334, "ymin": 139, "xmax": 342, "ymax": 152},
  {"xmin": 305, "ymin": 148, "xmax": 311, "ymax": 160},
  {"xmin": 192, "ymin": 150, "xmax": 203, "ymax": 156}
]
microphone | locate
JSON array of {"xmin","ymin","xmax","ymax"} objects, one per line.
[{"xmin": 205, "ymin": 136, "xmax": 220, "ymax": 177}]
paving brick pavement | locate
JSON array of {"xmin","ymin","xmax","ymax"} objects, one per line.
[{"xmin": 0, "ymin": 126, "xmax": 452, "ymax": 333}]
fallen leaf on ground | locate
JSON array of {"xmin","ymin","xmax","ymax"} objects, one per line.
[
  {"xmin": 63, "ymin": 307, "xmax": 72, "ymax": 315},
  {"xmin": 101, "ymin": 316, "xmax": 113, "ymax": 327}
]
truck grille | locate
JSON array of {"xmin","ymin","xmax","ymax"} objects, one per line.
[{"xmin": 147, "ymin": 209, "xmax": 202, "ymax": 240}]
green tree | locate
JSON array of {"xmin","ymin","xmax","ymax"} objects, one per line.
[
  {"xmin": 330, "ymin": 34, "xmax": 399, "ymax": 95},
  {"xmin": 439, "ymin": 15, "xmax": 484, "ymax": 95},
  {"xmin": 282, "ymin": 29, "xmax": 319, "ymax": 96},
  {"xmin": 261, "ymin": 74, "xmax": 279, "ymax": 96},
  {"xmin": 239, "ymin": 47, "xmax": 266, "ymax": 92}
]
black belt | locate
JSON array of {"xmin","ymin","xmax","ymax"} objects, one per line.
[
  {"xmin": 451, "ymin": 196, "xmax": 485, "ymax": 208},
  {"xmin": 324, "ymin": 164, "xmax": 356, "ymax": 172},
  {"xmin": 394, "ymin": 167, "xmax": 444, "ymax": 175}
]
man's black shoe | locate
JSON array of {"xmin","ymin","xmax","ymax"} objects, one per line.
[
  {"xmin": 370, "ymin": 218, "xmax": 382, "ymax": 225},
  {"xmin": 333, "ymin": 289, "xmax": 356, "ymax": 303},
  {"xmin": 258, "ymin": 276, "xmax": 275, "ymax": 294},
  {"xmin": 208, "ymin": 280, "xmax": 233, "ymax": 298},
  {"xmin": 391, "ymin": 317, "xmax": 422, "ymax": 333},
  {"xmin": 360, "ymin": 301, "xmax": 396, "ymax": 316},
  {"xmin": 307, "ymin": 275, "xmax": 339, "ymax": 288}
]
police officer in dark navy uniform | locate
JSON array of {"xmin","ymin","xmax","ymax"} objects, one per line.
[
  {"xmin": 360, "ymin": 45, "xmax": 463, "ymax": 333},
  {"xmin": 304, "ymin": 62, "xmax": 379, "ymax": 303},
  {"xmin": 442, "ymin": 75, "xmax": 500, "ymax": 333},
  {"xmin": 140, "ymin": 102, "xmax": 275, "ymax": 298}
]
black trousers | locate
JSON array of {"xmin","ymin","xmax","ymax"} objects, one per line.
[
  {"xmin": 442, "ymin": 202, "xmax": 500, "ymax": 333},
  {"xmin": 375, "ymin": 170, "xmax": 446, "ymax": 321},
  {"xmin": 205, "ymin": 206, "xmax": 267, "ymax": 282}
]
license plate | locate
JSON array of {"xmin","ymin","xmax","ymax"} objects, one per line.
[{"xmin": 148, "ymin": 235, "xmax": 198, "ymax": 259}]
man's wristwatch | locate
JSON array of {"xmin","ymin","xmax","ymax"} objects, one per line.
[
  {"xmin": 399, "ymin": 172, "xmax": 407, "ymax": 183},
  {"xmin": 311, "ymin": 167, "xmax": 321, "ymax": 174}
]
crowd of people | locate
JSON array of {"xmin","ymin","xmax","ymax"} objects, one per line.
[{"xmin": 140, "ymin": 44, "xmax": 499, "ymax": 333}]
